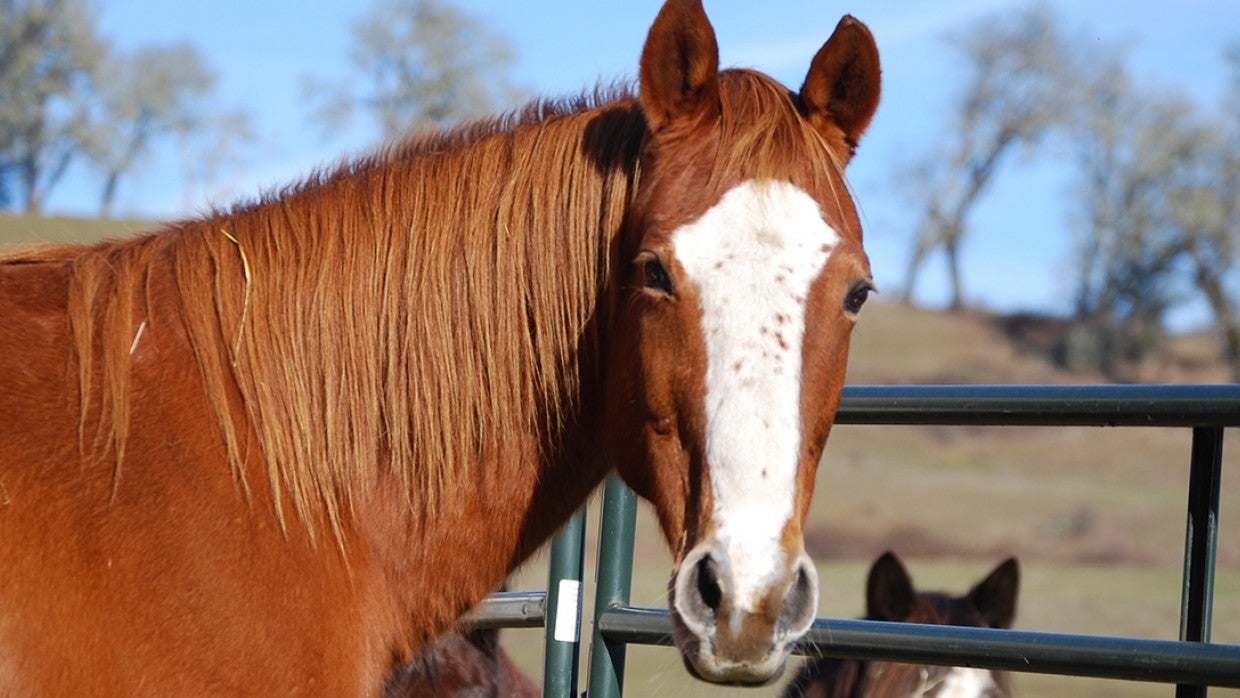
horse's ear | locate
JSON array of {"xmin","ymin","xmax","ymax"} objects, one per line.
[
  {"xmin": 800, "ymin": 15, "xmax": 881, "ymax": 157},
  {"xmin": 866, "ymin": 551, "xmax": 915, "ymax": 621},
  {"xmin": 639, "ymin": 0, "xmax": 721, "ymax": 133},
  {"xmin": 968, "ymin": 557, "xmax": 1020, "ymax": 629}
]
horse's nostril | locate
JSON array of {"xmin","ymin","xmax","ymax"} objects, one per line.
[
  {"xmin": 778, "ymin": 558, "xmax": 819, "ymax": 637},
  {"xmin": 696, "ymin": 555, "xmax": 723, "ymax": 613}
]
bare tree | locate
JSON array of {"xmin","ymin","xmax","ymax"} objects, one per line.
[
  {"xmin": 89, "ymin": 43, "xmax": 216, "ymax": 217},
  {"xmin": 900, "ymin": 4, "xmax": 1240, "ymax": 377},
  {"xmin": 0, "ymin": 0, "xmax": 103, "ymax": 213},
  {"xmin": 87, "ymin": 43, "xmax": 253, "ymax": 218},
  {"xmin": 302, "ymin": 0, "xmax": 522, "ymax": 140},
  {"xmin": 1, "ymin": 1, "xmax": 254, "ymax": 217},
  {"xmin": 1064, "ymin": 75, "xmax": 1200, "ymax": 376},
  {"xmin": 1174, "ymin": 145, "xmax": 1240, "ymax": 381},
  {"xmin": 1060, "ymin": 40, "xmax": 1240, "ymax": 381},
  {"xmin": 900, "ymin": 5, "xmax": 1076, "ymax": 310},
  {"xmin": 1170, "ymin": 47, "xmax": 1240, "ymax": 381},
  {"xmin": 173, "ymin": 108, "xmax": 255, "ymax": 213}
]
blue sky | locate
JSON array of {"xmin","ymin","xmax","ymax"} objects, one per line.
[{"xmin": 42, "ymin": 1, "xmax": 1240, "ymax": 324}]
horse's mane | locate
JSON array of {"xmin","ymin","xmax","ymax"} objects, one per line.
[{"xmin": 11, "ymin": 70, "xmax": 846, "ymax": 543}]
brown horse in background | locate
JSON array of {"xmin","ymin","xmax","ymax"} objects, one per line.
[
  {"xmin": 784, "ymin": 552, "xmax": 1020, "ymax": 698},
  {"xmin": 0, "ymin": 0, "xmax": 880, "ymax": 692},
  {"xmin": 382, "ymin": 626, "xmax": 538, "ymax": 698}
]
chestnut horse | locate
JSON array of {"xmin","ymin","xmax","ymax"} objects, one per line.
[
  {"xmin": 0, "ymin": 0, "xmax": 879, "ymax": 692},
  {"xmin": 784, "ymin": 552, "xmax": 1021, "ymax": 698}
]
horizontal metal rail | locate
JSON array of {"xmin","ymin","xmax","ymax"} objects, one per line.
[
  {"xmin": 835, "ymin": 383, "xmax": 1240, "ymax": 426},
  {"xmin": 463, "ymin": 591, "xmax": 547, "ymax": 630},
  {"xmin": 596, "ymin": 607, "xmax": 1240, "ymax": 688}
]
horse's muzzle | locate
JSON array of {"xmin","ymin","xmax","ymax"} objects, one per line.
[{"xmin": 669, "ymin": 543, "xmax": 819, "ymax": 684}]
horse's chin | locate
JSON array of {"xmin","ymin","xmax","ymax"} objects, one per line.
[
  {"xmin": 679, "ymin": 647, "xmax": 790, "ymax": 686},
  {"xmin": 669, "ymin": 609, "xmax": 791, "ymax": 686}
]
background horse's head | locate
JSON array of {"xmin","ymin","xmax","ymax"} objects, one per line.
[
  {"xmin": 605, "ymin": 0, "xmax": 880, "ymax": 684},
  {"xmin": 785, "ymin": 552, "xmax": 1021, "ymax": 698},
  {"xmin": 861, "ymin": 552, "xmax": 1020, "ymax": 697}
]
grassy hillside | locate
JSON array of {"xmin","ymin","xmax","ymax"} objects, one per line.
[
  {"xmin": 5, "ymin": 215, "xmax": 1237, "ymax": 696},
  {"xmin": 0, "ymin": 213, "xmax": 154, "ymax": 248},
  {"xmin": 847, "ymin": 300, "xmax": 1234, "ymax": 385}
]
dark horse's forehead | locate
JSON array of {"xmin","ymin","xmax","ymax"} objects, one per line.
[{"xmin": 912, "ymin": 592, "xmax": 990, "ymax": 627}]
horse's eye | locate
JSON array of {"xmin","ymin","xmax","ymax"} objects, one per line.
[
  {"xmin": 643, "ymin": 256, "xmax": 674, "ymax": 295},
  {"xmin": 845, "ymin": 282, "xmax": 872, "ymax": 314}
]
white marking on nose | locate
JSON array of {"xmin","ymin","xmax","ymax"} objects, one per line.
[
  {"xmin": 671, "ymin": 179, "xmax": 839, "ymax": 615},
  {"xmin": 935, "ymin": 667, "xmax": 1000, "ymax": 697}
]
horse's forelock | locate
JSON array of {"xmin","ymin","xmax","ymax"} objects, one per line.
[{"xmin": 711, "ymin": 70, "xmax": 854, "ymax": 230}]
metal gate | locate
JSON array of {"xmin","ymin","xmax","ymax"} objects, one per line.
[{"xmin": 468, "ymin": 384, "xmax": 1240, "ymax": 697}]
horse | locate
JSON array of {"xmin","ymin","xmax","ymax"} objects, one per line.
[
  {"xmin": 783, "ymin": 552, "xmax": 1021, "ymax": 698},
  {"xmin": 0, "ymin": 0, "xmax": 880, "ymax": 692},
  {"xmin": 382, "ymin": 626, "xmax": 538, "ymax": 697}
]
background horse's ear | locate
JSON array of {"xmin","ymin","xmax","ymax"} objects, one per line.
[
  {"xmin": 968, "ymin": 557, "xmax": 1020, "ymax": 629},
  {"xmin": 799, "ymin": 15, "xmax": 881, "ymax": 157},
  {"xmin": 866, "ymin": 551, "xmax": 915, "ymax": 621},
  {"xmin": 639, "ymin": 0, "xmax": 720, "ymax": 133}
]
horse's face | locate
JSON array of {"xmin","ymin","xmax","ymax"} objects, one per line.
[
  {"xmin": 860, "ymin": 552, "xmax": 1020, "ymax": 697},
  {"xmin": 605, "ymin": 1, "xmax": 880, "ymax": 685}
]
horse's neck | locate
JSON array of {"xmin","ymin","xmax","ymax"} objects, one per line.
[{"xmin": 324, "ymin": 102, "xmax": 640, "ymax": 643}]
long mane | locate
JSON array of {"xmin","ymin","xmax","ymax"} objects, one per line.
[
  {"xmin": 6, "ymin": 70, "xmax": 848, "ymax": 543},
  {"xmin": 36, "ymin": 88, "xmax": 645, "ymax": 541}
]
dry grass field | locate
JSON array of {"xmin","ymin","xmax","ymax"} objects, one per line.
[
  {"xmin": 1, "ymin": 213, "xmax": 153, "ymax": 247},
  {"xmin": 5, "ymin": 216, "xmax": 1236, "ymax": 696}
]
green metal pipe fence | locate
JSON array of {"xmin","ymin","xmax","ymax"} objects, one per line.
[
  {"xmin": 466, "ymin": 384, "xmax": 1240, "ymax": 697},
  {"xmin": 543, "ymin": 507, "xmax": 586, "ymax": 697}
]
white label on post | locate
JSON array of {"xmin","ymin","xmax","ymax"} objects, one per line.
[{"xmin": 553, "ymin": 579, "xmax": 582, "ymax": 643}]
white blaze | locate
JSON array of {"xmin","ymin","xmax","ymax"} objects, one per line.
[
  {"xmin": 672, "ymin": 179, "xmax": 838, "ymax": 615},
  {"xmin": 935, "ymin": 667, "xmax": 1001, "ymax": 697}
]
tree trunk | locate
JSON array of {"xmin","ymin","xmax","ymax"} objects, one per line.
[
  {"xmin": 21, "ymin": 158, "xmax": 41, "ymax": 214},
  {"xmin": 100, "ymin": 170, "xmax": 120, "ymax": 219},
  {"xmin": 901, "ymin": 230, "xmax": 933, "ymax": 305},
  {"xmin": 1193, "ymin": 260, "xmax": 1240, "ymax": 382},
  {"xmin": 944, "ymin": 225, "xmax": 965, "ymax": 311}
]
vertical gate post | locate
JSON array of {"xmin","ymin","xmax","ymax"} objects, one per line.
[
  {"xmin": 587, "ymin": 475, "xmax": 638, "ymax": 698},
  {"xmin": 544, "ymin": 506, "xmax": 587, "ymax": 698},
  {"xmin": 1176, "ymin": 427, "xmax": 1224, "ymax": 698}
]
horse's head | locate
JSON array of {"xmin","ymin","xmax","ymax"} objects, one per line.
[
  {"xmin": 782, "ymin": 553, "xmax": 1020, "ymax": 698},
  {"xmin": 860, "ymin": 552, "xmax": 1021, "ymax": 697},
  {"xmin": 865, "ymin": 552, "xmax": 1020, "ymax": 632},
  {"xmin": 605, "ymin": 0, "xmax": 880, "ymax": 685}
]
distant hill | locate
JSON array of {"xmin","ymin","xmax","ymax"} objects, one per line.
[
  {"xmin": 847, "ymin": 301, "xmax": 1232, "ymax": 385},
  {"xmin": 845, "ymin": 302, "xmax": 1089, "ymax": 385},
  {"xmin": 0, "ymin": 214, "xmax": 154, "ymax": 248}
]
